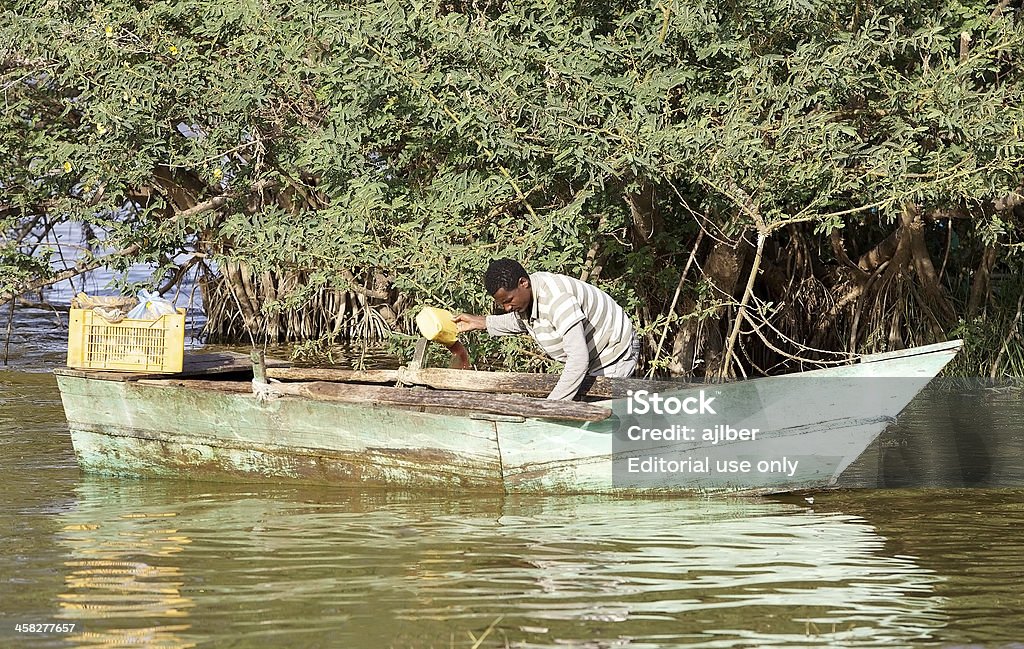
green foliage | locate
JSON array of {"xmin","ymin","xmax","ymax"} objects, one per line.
[
  {"xmin": 2, "ymin": 0, "xmax": 1024, "ymax": 371},
  {"xmin": 949, "ymin": 278, "xmax": 1024, "ymax": 377},
  {"xmin": 0, "ymin": 242, "xmax": 50, "ymax": 297}
]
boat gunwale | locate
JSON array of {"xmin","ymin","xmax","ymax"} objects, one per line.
[
  {"xmin": 53, "ymin": 339, "xmax": 965, "ymax": 424},
  {"xmin": 124, "ymin": 376, "xmax": 613, "ymax": 423}
]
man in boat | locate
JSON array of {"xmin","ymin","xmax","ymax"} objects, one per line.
[{"xmin": 454, "ymin": 258, "xmax": 640, "ymax": 400}]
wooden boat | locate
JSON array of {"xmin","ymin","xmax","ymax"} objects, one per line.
[{"xmin": 53, "ymin": 340, "xmax": 963, "ymax": 495}]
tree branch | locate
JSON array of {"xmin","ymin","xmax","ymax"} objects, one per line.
[
  {"xmin": 170, "ymin": 178, "xmax": 274, "ymax": 222},
  {"xmin": 1, "ymin": 244, "xmax": 142, "ymax": 307},
  {"xmin": 994, "ymin": 188, "xmax": 1024, "ymax": 212},
  {"xmin": 719, "ymin": 231, "xmax": 766, "ymax": 380}
]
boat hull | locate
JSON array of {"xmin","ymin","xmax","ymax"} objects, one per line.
[
  {"xmin": 57, "ymin": 376, "xmax": 505, "ymax": 491},
  {"xmin": 56, "ymin": 340, "xmax": 963, "ymax": 495}
]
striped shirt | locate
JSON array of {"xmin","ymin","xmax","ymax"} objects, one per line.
[{"xmin": 485, "ymin": 272, "xmax": 636, "ymax": 373}]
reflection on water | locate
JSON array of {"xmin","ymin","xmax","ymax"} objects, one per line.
[
  {"xmin": 58, "ymin": 505, "xmax": 194, "ymax": 648},
  {"xmin": 809, "ymin": 488, "xmax": 1024, "ymax": 646},
  {"xmin": 5, "ymin": 336, "xmax": 1024, "ymax": 647},
  {"xmin": 41, "ymin": 479, "xmax": 950, "ymax": 648},
  {"xmin": 843, "ymin": 382, "xmax": 1024, "ymax": 488}
]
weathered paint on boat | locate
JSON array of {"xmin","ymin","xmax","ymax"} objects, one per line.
[
  {"xmin": 54, "ymin": 340, "xmax": 963, "ymax": 495},
  {"xmin": 57, "ymin": 375, "xmax": 505, "ymax": 490}
]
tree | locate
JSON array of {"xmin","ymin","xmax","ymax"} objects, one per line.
[{"xmin": 2, "ymin": 0, "xmax": 1023, "ymax": 375}]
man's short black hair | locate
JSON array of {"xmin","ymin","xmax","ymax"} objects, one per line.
[{"xmin": 484, "ymin": 258, "xmax": 528, "ymax": 295}]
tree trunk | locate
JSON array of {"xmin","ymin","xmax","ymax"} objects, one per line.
[
  {"xmin": 968, "ymin": 244, "xmax": 999, "ymax": 317},
  {"xmin": 670, "ymin": 236, "xmax": 750, "ymax": 377},
  {"xmin": 624, "ymin": 182, "xmax": 661, "ymax": 245},
  {"xmin": 200, "ymin": 266, "xmax": 400, "ymax": 344}
]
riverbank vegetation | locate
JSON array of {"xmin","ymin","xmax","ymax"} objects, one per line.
[{"xmin": 2, "ymin": 0, "xmax": 1023, "ymax": 376}]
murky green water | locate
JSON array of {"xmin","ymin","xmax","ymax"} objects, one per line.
[{"xmin": 3, "ymin": 306, "xmax": 1024, "ymax": 647}]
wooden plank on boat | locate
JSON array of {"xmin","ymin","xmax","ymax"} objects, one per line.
[
  {"xmin": 404, "ymin": 368, "xmax": 679, "ymax": 399},
  {"xmin": 404, "ymin": 368, "xmax": 557, "ymax": 397},
  {"xmin": 54, "ymin": 352, "xmax": 289, "ymax": 382},
  {"xmin": 265, "ymin": 367, "xmax": 399, "ymax": 384},
  {"xmin": 263, "ymin": 366, "xmax": 680, "ymax": 398},
  {"xmin": 138, "ymin": 378, "xmax": 611, "ymax": 422},
  {"xmin": 139, "ymin": 378, "xmax": 254, "ymax": 393},
  {"xmin": 281, "ymin": 382, "xmax": 612, "ymax": 422}
]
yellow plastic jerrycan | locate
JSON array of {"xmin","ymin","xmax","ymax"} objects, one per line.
[{"xmin": 415, "ymin": 306, "xmax": 459, "ymax": 345}]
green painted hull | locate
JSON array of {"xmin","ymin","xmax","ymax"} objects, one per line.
[
  {"xmin": 57, "ymin": 376, "xmax": 505, "ymax": 490},
  {"xmin": 55, "ymin": 340, "xmax": 963, "ymax": 495}
]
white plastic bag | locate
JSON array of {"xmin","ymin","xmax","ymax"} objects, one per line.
[{"xmin": 126, "ymin": 289, "xmax": 177, "ymax": 320}]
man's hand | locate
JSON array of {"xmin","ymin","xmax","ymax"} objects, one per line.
[{"xmin": 453, "ymin": 313, "xmax": 487, "ymax": 333}]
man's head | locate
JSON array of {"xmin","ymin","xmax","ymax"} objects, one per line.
[{"xmin": 484, "ymin": 258, "xmax": 532, "ymax": 315}]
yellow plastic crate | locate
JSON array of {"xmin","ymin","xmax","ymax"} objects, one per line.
[{"xmin": 67, "ymin": 307, "xmax": 186, "ymax": 373}]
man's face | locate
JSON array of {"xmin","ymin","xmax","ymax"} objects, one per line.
[{"xmin": 492, "ymin": 277, "xmax": 532, "ymax": 315}]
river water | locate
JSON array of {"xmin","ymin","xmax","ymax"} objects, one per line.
[{"xmin": 3, "ymin": 305, "xmax": 1024, "ymax": 648}]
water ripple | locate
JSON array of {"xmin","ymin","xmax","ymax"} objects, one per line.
[
  {"xmin": 3, "ymin": 371, "xmax": 1024, "ymax": 647},
  {"xmin": 33, "ymin": 484, "xmax": 957, "ymax": 648}
]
